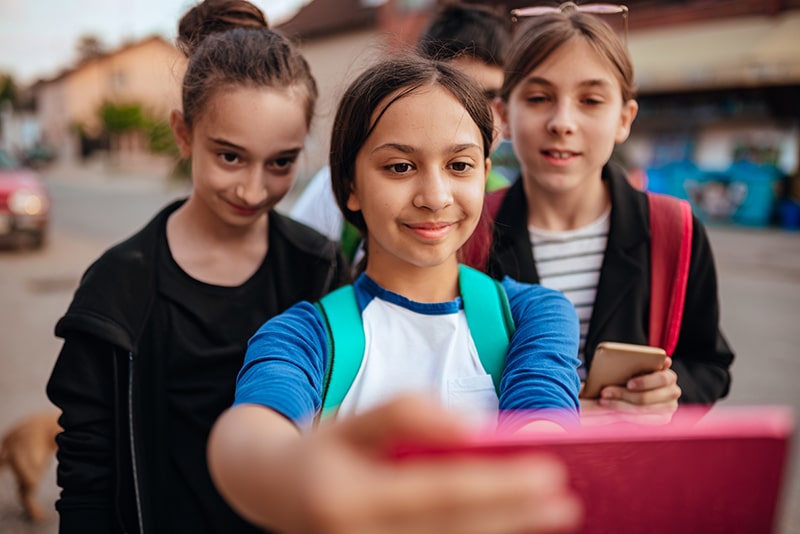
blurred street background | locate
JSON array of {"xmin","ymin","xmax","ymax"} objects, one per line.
[
  {"xmin": 1, "ymin": 0, "xmax": 800, "ymax": 533},
  {"xmin": 0, "ymin": 160, "xmax": 798, "ymax": 533}
]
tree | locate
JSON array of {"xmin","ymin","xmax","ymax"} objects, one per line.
[
  {"xmin": 76, "ymin": 35, "xmax": 106, "ymax": 62},
  {"xmin": 99, "ymin": 102, "xmax": 143, "ymax": 133},
  {"xmin": 0, "ymin": 73, "xmax": 16, "ymax": 106}
]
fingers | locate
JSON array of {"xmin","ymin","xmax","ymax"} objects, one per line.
[
  {"xmin": 599, "ymin": 368, "xmax": 680, "ymax": 403},
  {"xmin": 594, "ymin": 369, "xmax": 681, "ymax": 424},
  {"xmin": 307, "ymin": 396, "xmax": 584, "ymax": 534},
  {"xmin": 326, "ymin": 394, "xmax": 473, "ymax": 453},
  {"xmin": 365, "ymin": 455, "xmax": 582, "ymax": 534},
  {"xmin": 627, "ymin": 366, "xmax": 676, "ymax": 392}
]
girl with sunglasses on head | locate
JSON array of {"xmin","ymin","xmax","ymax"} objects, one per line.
[
  {"xmin": 464, "ymin": 2, "xmax": 733, "ymax": 424},
  {"xmin": 46, "ymin": 1, "xmax": 347, "ymax": 532},
  {"xmin": 208, "ymin": 54, "xmax": 582, "ymax": 534}
]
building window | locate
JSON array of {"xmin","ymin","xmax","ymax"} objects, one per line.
[{"xmin": 111, "ymin": 71, "xmax": 126, "ymax": 89}]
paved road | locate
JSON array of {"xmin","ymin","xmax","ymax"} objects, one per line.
[
  {"xmin": 1, "ymin": 170, "xmax": 798, "ymax": 532},
  {"xmin": 0, "ymin": 168, "xmax": 189, "ymax": 533}
]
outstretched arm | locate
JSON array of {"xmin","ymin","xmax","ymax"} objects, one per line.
[{"xmin": 208, "ymin": 395, "xmax": 582, "ymax": 534}]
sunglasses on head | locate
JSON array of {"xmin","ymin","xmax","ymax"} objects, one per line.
[{"xmin": 510, "ymin": 3, "xmax": 629, "ymax": 43}]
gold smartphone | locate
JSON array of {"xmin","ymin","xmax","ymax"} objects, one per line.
[{"xmin": 581, "ymin": 342, "xmax": 668, "ymax": 399}]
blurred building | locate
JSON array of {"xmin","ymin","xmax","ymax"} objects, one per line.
[
  {"xmin": 17, "ymin": 0, "xmax": 799, "ymax": 226},
  {"xmin": 31, "ymin": 36, "xmax": 186, "ymax": 166},
  {"xmin": 618, "ymin": 0, "xmax": 800, "ymax": 228},
  {"xmin": 282, "ymin": 0, "xmax": 800, "ymax": 226}
]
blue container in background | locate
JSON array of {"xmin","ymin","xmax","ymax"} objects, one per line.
[
  {"xmin": 645, "ymin": 159, "xmax": 699, "ymax": 200},
  {"xmin": 726, "ymin": 161, "xmax": 784, "ymax": 227},
  {"xmin": 778, "ymin": 199, "xmax": 800, "ymax": 231}
]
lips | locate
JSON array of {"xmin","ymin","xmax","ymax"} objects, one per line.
[
  {"xmin": 405, "ymin": 221, "xmax": 455, "ymax": 241},
  {"xmin": 541, "ymin": 148, "xmax": 580, "ymax": 167},
  {"xmin": 226, "ymin": 200, "xmax": 263, "ymax": 216},
  {"xmin": 542, "ymin": 149, "xmax": 577, "ymax": 159}
]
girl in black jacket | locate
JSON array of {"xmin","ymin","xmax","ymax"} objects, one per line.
[
  {"xmin": 46, "ymin": 1, "xmax": 346, "ymax": 532},
  {"xmin": 464, "ymin": 3, "xmax": 733, "ymax": 423}
]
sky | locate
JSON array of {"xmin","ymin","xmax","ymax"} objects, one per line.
[{"xmin": 0, "ymin": 0, "xmax": 309, "ymax": 85}]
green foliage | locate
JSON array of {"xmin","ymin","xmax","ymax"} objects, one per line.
[
  {"xmin": 142, "ymin": 115, "xmax": 190, "ymax": 180},
  {"xmin": 143, "ymin": 117, "xmax": 174, "ymax": 154},
  {"xmin": 0, "ymin": 73, "xmax": 16, "ymax": 105},
  {"xmin": 99, "ymin": 102, "xmax": 144, "ymax": 133},
  {"xmin": 95, "ymin": 101, "xmax": 189, "ymax": 179}
]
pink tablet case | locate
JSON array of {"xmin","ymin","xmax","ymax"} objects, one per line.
[{"xmin": 393, "ymin": 406, "xmax": 794, "ymax": 534}]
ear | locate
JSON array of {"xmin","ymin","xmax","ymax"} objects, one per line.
[
  {"xmin": 484, "ymin": 157, "xmax": 492, "ymax": 183},
  {"xmin": 493, "ymin": 98, "xmax": 512, "ymax": 140},
  {"xmin": 615, "ymin": 99, "xmax": 639, "ymax": 144},
  {"xmin": 170, "ymin": 110, "xmax": 192, "ymax": 159},
  {"xmin": 346, "ymin": 183, "xmax": 361, "ymax": 213}
]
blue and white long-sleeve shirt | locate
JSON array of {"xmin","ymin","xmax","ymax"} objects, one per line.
[{"xmin": 235, "ymin": 273, "xmax": 581, "ymax": 430}]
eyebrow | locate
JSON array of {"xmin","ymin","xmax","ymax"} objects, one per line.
[
  {"xmin": 371, "ymin": 142, "xmax": 482, "ymax": 155},
  {"xmin": 208, "ymin": 137, "xmax": 245, "ymax": 151},
  {"xmin": 521, "ymin": 76, "xmax": 612, "ymax": 90},
  {"xmin": 208, "ymin": 137, "xmax": 303, "ymax": 157}
]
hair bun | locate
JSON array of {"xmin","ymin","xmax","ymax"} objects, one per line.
[{"xmin": 177, "ymin": 0, "xmax": 269, "ymax": 57}]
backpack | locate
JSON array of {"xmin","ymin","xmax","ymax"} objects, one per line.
[
  {"xmin": 647, "ymin": 192, "xmax": 693, "ymax": 356},
  {"xmin": 313, "ymin": 264, "xmax": 515, "ymax": 419},
  {"xmin": 472, "ymin": 187, "xmax": 693, "ymax": 357}
]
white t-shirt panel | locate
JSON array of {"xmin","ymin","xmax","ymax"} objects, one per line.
[{"xmin": 337, "ymin": 292, "xmax": 498, "ymax": 426}]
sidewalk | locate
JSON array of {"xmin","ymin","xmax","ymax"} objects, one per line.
[{"xmin": 38, "ymin": 157, "xmax": 186, "ymax": 190}]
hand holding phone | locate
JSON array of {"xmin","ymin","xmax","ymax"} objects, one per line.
[{"xmin": 580, "ymin": 342, "xmax": 668, "ymax": 399}]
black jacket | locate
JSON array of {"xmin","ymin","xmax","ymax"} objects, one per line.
[
  {"xmin": 486, "ymin": 165, "xmax": 733, "ymax": 404},
  {"xmin": 47, "ymin": 200, "xmax": 347, "ymax": 534}
]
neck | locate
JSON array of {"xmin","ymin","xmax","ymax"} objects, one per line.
[
  {"xmin": 523, "ymin": 173, "xmax": 611, "ymax": 231},
  {"xmin": 177, "ymin": 195, "xmax": 268, "ymax": 246},
  {"xmin": 365, "ymin": 256, "xmax": 460, "ymax": 303},
  {"xmin": 166, "ymin": 198, "xmax": 269, "ymax": 286}
]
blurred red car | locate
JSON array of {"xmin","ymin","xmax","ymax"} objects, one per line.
[{"xmin": 0, "ymin": 148, "xmax": 50, "ymax": 248}]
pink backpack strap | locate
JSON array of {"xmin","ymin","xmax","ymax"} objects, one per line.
[
  {"xmin": 460, "ymin": 187, "xmax": 509, "ymax": 270},
  {"xmin": 647, "ymin": 193, "xmax": 693, "ymax": 356}
]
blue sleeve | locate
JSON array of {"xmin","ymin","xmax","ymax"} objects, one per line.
[
  {"xmin": 498, "ymin": 277, "xmax": 581, "ymax": 431},
  {"xmin": 234, "ymin": 301, "xmax": 328, "ymax": 425}
]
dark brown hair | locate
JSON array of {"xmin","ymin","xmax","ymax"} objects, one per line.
[
  {"xmin": 502, "ymin": 4, "xmax": 635, "ymax": 102},
  {"xmin": 176, "ymin": 0, "xmax": 317, "ymax": 128},
  {"xmin": 416, "ymin": 1, "xmax": 511, "ymax": 68},
  {"xmin": 330, "ymin": 54, "xmax": 494, "ymax": 240}
]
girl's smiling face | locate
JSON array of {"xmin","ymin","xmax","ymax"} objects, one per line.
[
  {"xmin": 500, "ymin": 37, "xmax": 637, "ymax": 198},
  {"xmin": 347, "ymin": 84, "xmax": 489, "ymax": 281},
  {"xmin": 172, "ymin": 85, "xmax": 309, "ymax": 230}
]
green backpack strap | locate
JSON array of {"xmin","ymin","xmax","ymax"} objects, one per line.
[
  {"xmin": 316, "ymin": 266, "xmax": 515, "ymax": 418},
  {"xmin": 314, "ymin": 285, "xmax": 365, "ymax": 419},
  {"xmin": 458, "ymin": 264, "xmax": 515, "ymax": 393}
]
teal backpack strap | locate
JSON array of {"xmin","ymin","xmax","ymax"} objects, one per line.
[
  {"xmin": 458, "ymin": 264, "xmax": 515, "ymax": 393},
  {"xmin": 314, "ymin": 285, "xmax": 365, "ymax": 418},
  {"xmin": 317, "ymin": 268, "xmax": 514, "ymax": 418}
]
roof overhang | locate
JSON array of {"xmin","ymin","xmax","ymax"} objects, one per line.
[{"xmin": 629, "ymin": 10, "xmax": 800, "ymax": 94}]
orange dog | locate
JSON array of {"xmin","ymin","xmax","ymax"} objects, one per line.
[{"xmin": 0, "ymin": 410, "xmax": 61, "ymax": 522}]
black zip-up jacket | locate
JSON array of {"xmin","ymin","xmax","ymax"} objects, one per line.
[
  {"xmin": 47, "ymin": 200, "xmax": 347, "ymax": 534},
  {"xmin": 486, "ymin": 165, "xmax": 733, "ymax": 404}
]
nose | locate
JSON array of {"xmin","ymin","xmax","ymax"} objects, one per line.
[
  {"xmin": 235, "ymin": 167, "xmax": 268, "ymax": 207},
  {"xmin": 413, "ymin": 167, "xmax": 453, "ymax": 211},
  {"xmin": 547, "ymin": 101, "xmax": 576, "ymax": 136}
]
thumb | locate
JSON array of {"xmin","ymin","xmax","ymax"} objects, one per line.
[{"xmin": 328, "ymin": 394, "xmax": 473, "ymax": 454}]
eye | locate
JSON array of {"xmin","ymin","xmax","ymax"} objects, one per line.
[
  {"xmin": 449, "ymin": 161, "xmax": 473, "ymax": 173},
  {"xmin": 526, "ymin": 94, "xmax": 549, "ymax": 104},
  {"xmin": 387, "ymin": 162, "xmax": 413, "ymax": 174},
  {"xmin": 219, "ymin": 152, "xmax": 240, "ymax": 164},
  {"xmin": 270, "ymin": 156, "xmax": 297, "ymax": 170},
  {"xmin": 483, "ymin": 89, "xmax": 500, "ymax": 102},
  {"xmin": 582, "ymin": 96, "xmax": 604, "ymax": 106}
]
